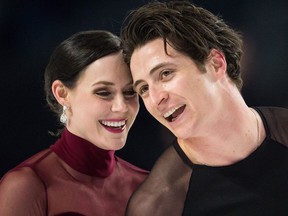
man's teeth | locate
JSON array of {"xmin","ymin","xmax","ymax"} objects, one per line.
[
  {"xmin": 163, "ymin": 105, "xmax": 183, "ymax": 118},
  {"xmin": 101, "ymin": 120, "xmax": 125, "ymax": 127}
]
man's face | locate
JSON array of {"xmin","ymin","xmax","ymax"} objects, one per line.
[{"xmin": 130, "ymin": 38, "xmax": 222, "ymax": 139}]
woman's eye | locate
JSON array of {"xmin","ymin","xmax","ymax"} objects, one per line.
[
  {"xmin": 124, "ymin": 89, "xmax": 137, "ymax": 98},
  {"xmin": 95, "ymin": 91, "xmax": 111, "ymax": 97}
]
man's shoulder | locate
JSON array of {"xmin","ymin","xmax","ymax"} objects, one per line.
[
  {"xmin": 257, "ymin": 106, "xmax": 288, "ymax": 116},
  {"xmin": 126, "ymin": 143, "xmax": 192, "ymax": 215},
  {"xmin": 256, "ymin": 106, "xmax": 288, "ymax": 146},
  {"xmin": 256, "ymin": 106, "xmax": 288, "ymax": 126}
]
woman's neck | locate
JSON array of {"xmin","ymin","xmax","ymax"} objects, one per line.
[{"xmin": 51, "ymin": 128, "xmax": 116, "ymax": 178}]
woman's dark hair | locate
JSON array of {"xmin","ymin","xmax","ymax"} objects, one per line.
[
  {"xmin": 121, "ymin": 0, "xmax": 243, "ymax": 90},
  {"xmin": 44, "ymin": 30, "xmax": 121, "ymax": 118}
]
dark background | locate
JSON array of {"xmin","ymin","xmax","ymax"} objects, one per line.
[{"xmin": 1, "ymin": 0, "xmax": 287, "ymax": 177}]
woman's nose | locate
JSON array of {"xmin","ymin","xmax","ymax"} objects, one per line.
[{"xmin": 111, "ymin": 96, "xmax": 128, "ymax": 113}]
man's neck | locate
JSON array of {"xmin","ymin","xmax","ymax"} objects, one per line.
[{"xmin": 177, "ymin": 107, "xmax": 265, "ymax": 166}]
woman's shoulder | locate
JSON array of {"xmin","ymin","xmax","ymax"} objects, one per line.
[
  {"xmin": 0, "ymin": 148, "xmax": 54, "ymax": 195},
  {"xmin": 16, "ymin": 148, "xmax": 53, "ymax": 167},
  {"xmin": 0, "ymin": 166, "xmax": 45, "ymax": 190},
  {"xmin": 0, "ymin": 167, "xmax": 47, "ymax": 215}
]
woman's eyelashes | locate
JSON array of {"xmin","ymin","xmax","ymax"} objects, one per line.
[
  {"xmin": 95, "ymin": 89, "xmax": 112, "ymax": 98},
  {"xmin": 123, "ymin": 89, "xmax": 137, "ymax": 98},
  {"xmin": 94, "ymin": 87, "xmax": 137, "ymax": 99}
]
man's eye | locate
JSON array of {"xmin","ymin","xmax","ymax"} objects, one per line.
[
  {"xmin": 160, "ymin": 70, "xmax": 173, "ymax": 80},
  {"xmin": 138, "ymin": 85, "xmax": 148, "ymax": 95}
]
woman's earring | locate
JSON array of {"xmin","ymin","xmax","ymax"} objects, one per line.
[{"xmin": 60, "ymin": 105, "xmax": 68, "ymax": 124}]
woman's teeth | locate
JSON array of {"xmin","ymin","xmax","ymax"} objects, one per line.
[{"xmin": 100, "ymin": 120, "xmax": 126, "ymax": 128}]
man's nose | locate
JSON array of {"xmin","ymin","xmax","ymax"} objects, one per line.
[{"xmin": 149, "ymin": 85, "xmax": 168, "ymax": 106}]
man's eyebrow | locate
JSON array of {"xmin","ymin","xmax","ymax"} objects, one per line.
[
  {"xmin": 133, "ymin": 79, "xmax": 143, "ymax": 90},
  {"xmin": 133, "ymin": 62, "xmax": 173, "ymax": 90}
]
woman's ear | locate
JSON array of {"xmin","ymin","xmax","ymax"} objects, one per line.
[
  {"xmin": 52, "ymin": 80, "xmax": 69, "ymax": 106},
  {"xmin": 208, "ymin": 49, "xmax": 227, "ymax": 79}
]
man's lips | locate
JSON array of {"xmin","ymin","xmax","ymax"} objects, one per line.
[{"xmin": 164, "ymin": 105, "xmax": 186, "ymax": 122}]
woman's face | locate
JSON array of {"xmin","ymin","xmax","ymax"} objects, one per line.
[{"xmin": 66, "ymin": 52, "xmax": 139, "ymax": 150}]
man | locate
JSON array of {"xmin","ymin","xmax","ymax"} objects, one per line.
[{"xmin": 121, "ymin": 1, "xmax": 288, "ymax": 215}]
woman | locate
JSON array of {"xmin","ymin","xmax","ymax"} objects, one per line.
[{"xmin": 0, "ymin": 30, "xmax": 148, "ymax": 215}]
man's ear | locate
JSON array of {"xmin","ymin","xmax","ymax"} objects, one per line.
[
  {"xmin": 51, "ymin": 80, "xmax": 69, "ymax": 106},
  {"xmin": 208, "ymin": 49, "xmax": 227, "ymax": 79}
]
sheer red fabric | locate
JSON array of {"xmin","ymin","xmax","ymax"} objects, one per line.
[{"xmin": 0, "ymin": 128, "xmax": 148, "ymax": 216}]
